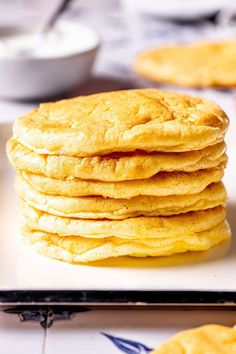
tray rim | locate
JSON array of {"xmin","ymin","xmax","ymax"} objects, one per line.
[{"xmin": 1, "ymin": 290, "xmax": 236, "ymax": 307}]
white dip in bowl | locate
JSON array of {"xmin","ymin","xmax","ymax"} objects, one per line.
[{"xmin": 0, "ymin": 21, "xmax": 100, "ymax": 100}]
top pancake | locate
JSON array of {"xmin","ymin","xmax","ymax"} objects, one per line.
[
  {"xmin": 152, "ymin": 325, "xmax": 236, "ymax": 353},
  {"xmin": 135, "ymin": 41, "xmax": 236, "ymax": 88},
  {"xmin": 13, "ymin": 89, "xmax": 228, "ymax": 156}
]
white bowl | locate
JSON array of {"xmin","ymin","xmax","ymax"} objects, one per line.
[
  {"xmin": 120, "ymin": 0, "xmax": 232, "ymax": 20},
  {"xmin": 0, "ymin": 22, "xmax": 100, "ymax": 100}
]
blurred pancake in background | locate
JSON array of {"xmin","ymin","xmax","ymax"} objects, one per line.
[
  {"xmin": 135, "ymin": 41, "xmax": 236, "ymax": 88},
  {"xmin": 151, "ymin": 325, "xmax": 236, "ymax": 353}
]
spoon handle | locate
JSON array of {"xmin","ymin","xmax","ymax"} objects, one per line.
[{"xmin": 39, "ymin": 0, "xmax": 73, "ymax": 34}]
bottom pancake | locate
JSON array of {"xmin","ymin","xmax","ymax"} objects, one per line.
[{"xmin": 22, "ymin": 221, "xmax": 230, "ymax": 263}]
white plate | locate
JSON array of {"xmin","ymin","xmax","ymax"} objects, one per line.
[{"xmin": 0, "ymin": 91, "xmax": 235, "ymax": 304}]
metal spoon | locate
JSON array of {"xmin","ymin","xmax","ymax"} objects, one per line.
[
  {"xmin": 37, "ymin": 0, "xmax": 73, "ymax": 34},
  {"xmin": 15, "ymin": 0, "xmax": 73, "ymax": 57}
]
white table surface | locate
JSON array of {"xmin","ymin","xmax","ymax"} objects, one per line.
[
  {"xmin": 0, "ymin": 309, "xmax": 236, "ymax": 354},
  {"xmin": 1, "ymin": 4, "xmax": 236, "ymax": 353}
]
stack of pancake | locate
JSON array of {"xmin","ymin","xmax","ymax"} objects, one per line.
[{"xmin": 7, "ymin": 89, "xmax": 230, "ymax": 263}]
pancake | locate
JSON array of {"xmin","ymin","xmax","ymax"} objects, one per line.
[
  {"xmin": 20, "ymin": 165, "xmax": 224, "ymax": 198},
  {"xmin": 22, "ymin": 222, "xmax": 230, "ymax": 263},
  {"xmin": 7, "ymin": 138, "xmax": 227, "ymax": 181},
  {"xmin": 152, "ymin": 325, "xmax": 236, "ymax": 353},
  {"xmin": 134, "ymin": 41, "xmax": 236, "ymax": 88},
  {"xmin": 16, "ymin": 174, "xmax": 226, "ymax": 219},
  {"xmin": 13, "ymin": 89, "xmax": 228, "ymax": 155},
  {"xmin": 7, "ymin": 139, "xmax": 227, "ymax": 182},
  {"xmin": 21, "ymin": 203, "xmax": 226, "ymax": 239}
]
